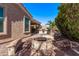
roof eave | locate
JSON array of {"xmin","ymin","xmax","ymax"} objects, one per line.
[{"xmin": 17, "ymin": 3, "xmax": 32, "ymax": 18}]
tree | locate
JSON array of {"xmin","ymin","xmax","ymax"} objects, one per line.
[
  {"xmin": 55, "ymin": 4, "xmax": 79, "ymax": 41},
  {"xmin": 47, "ymin": 20, "xmax": 56, "ymax": 29}
]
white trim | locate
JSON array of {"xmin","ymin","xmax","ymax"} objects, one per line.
[{"xmin": 23, "ymin": 16, "xmax": 30, "ymax": 33}]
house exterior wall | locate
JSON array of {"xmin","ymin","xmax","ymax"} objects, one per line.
[{"xmin": 0, "ymin": 3, "xmax": 32, "ymax": 44}]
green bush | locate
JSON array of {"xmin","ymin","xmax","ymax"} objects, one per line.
[{"xmin": 55, "ymin": 4, "xmax": 79, "ymax": 41}]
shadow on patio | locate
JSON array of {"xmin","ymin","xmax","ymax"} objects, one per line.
[{"xmin": 53, "ymin": 32, "xmax": 79, "ymax": 56}]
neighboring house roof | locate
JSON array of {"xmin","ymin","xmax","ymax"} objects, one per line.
[{"xmin": 31, "ymin": 19, "xmax": 41, "ymax": 25}]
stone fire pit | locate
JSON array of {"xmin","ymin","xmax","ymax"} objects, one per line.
[{"xmin": 34, "ymin": 37, "xmax": 47, "ymax": 41}]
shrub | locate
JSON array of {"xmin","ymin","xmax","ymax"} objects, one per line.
[{"xmin": 55, "ymin": 4, "xmax": 79, "ymax": 41}]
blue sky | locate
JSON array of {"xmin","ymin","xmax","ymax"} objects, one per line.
[{"xmin": 23, "ymin": 3, "xmax": 60, "ymax": 25}]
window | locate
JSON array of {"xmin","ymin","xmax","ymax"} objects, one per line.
[
  {"xmin": 24, "ymin": 16, "xmax": 30, "ymax": 33},
  {"xmin": 0, "ymin": 7, "xmax": 4, "ymax": 32}
]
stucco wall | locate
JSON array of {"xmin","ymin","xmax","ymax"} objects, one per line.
[{"xmin": 0, "ymin": 3, "xmax": 32, "ymax": 44}]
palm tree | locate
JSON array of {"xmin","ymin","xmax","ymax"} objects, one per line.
[
  {"xmin": 47, "ymin": 20, "xmax": 56, "ymax": 35},
  {"xmin": 47, "ymin": 20, "xmax": 56, "ymax": 29}
]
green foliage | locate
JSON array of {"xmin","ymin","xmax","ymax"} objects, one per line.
[
  {"xmin": 47, "ymin": 20, "xmax": 56, "ymax": 29},
  {"xmin": 55, "ymin": 3, "xmax": 79, "ymax": 41}
]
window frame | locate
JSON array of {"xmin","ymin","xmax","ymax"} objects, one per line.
[
  {"xmin": 23, "ymin": 16, "xmax": 31, "ymax": 33},
  {"xmin": 0, "ymin": 6, "xmax": 7, "ymax": 35}
]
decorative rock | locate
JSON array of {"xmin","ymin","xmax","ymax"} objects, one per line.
[
  {"xmin": 23, "ymin": 40, "xmax": 31, "ymax": 48},
  {"xmin": 16, "ymin": 34, "xmax": 57, "ymax": 56},
  {"xmin": 40, "ymin": 42, "xmax": 47, "ymax": 50},
  {"xmin": 31, "ymin": 40, "xmax": 41, "ymax": 50},
  {"xmin": 31, "ymin": 49, "xmax": 42, "ymax": 56},
  {"xmin": 31, "ymin": 38, "xmax": 56, "ymax": 56}
]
